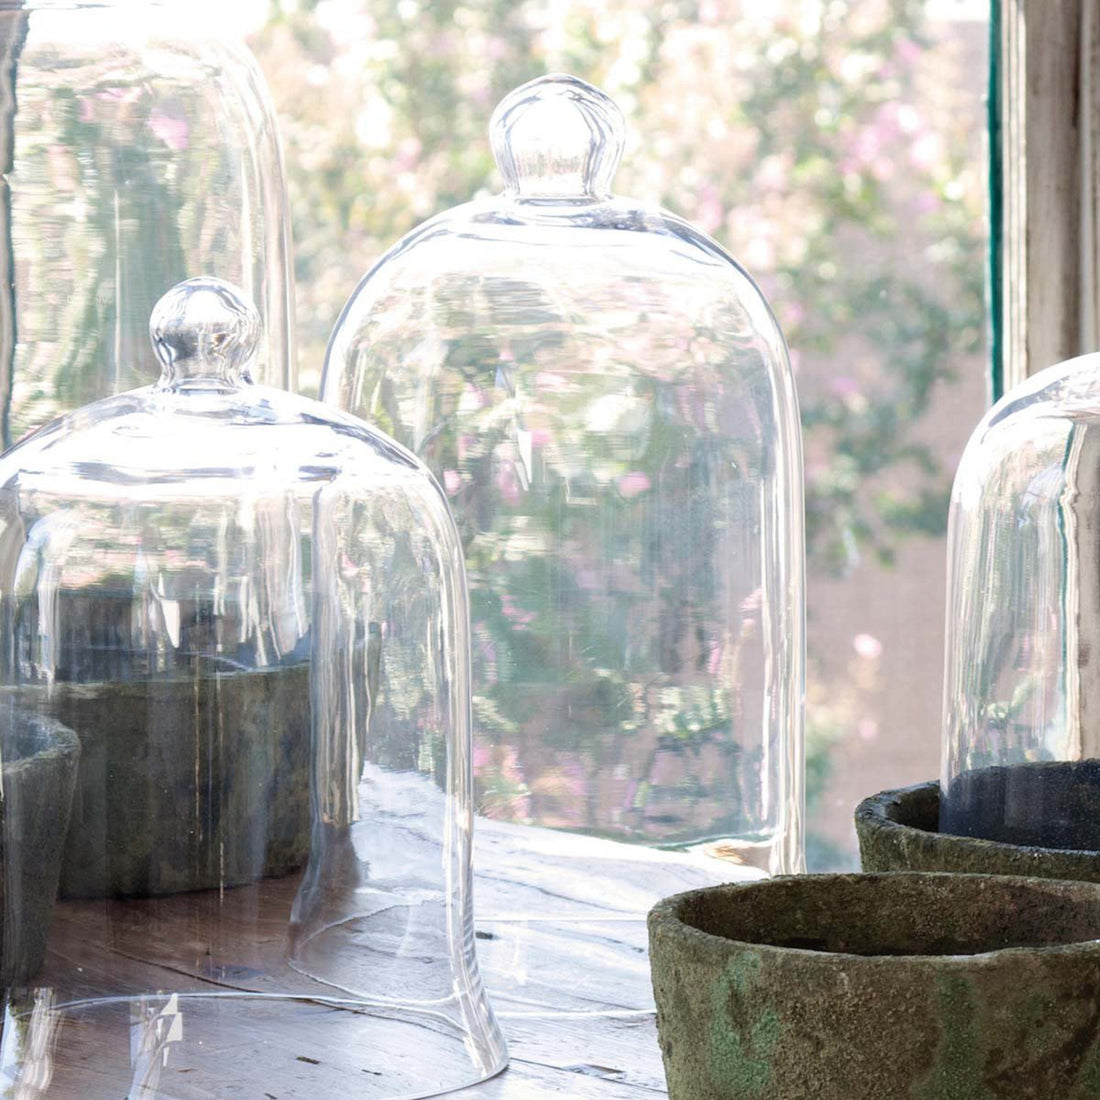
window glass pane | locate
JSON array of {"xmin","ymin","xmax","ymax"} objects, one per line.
[{"xmin": 249, "ymin": 0, "xmax": 989, "ymax": 870}]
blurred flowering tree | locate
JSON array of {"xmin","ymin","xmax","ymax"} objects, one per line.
[
  {"xmin": 251, "ymin": 0, "xmax": 983, "ymax": 570},
  {"xmin": 249, "ymin": 0, "xmax": 986, "ymax": 865}
]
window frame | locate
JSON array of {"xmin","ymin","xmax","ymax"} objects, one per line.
[{"xmin": 994, "ymin": 0, "xmax": 1100, "ymax": 395}]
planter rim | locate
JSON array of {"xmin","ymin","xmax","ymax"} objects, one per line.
[
  {"xmin": 648, "ymin": 871, "xmax": 1100, "ymax": 966},
  {"xmin": 857, "ymin": 780, "xmax": 1100, "ymax": 861},
  {"xmin": 2, "ymin": 712, "xmax": 79, "ymax": 779}
]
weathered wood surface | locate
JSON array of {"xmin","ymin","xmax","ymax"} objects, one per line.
[
  {"xmin": 469, "ymin": 817, "xmax": 754, "ymax": 1096},
  {"xmin": 2, "ymin": 816, "xmax": 735, "ymax": 1097}
]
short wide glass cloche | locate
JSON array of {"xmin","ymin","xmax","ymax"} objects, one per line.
[
  {"xmin": 323, "ymin": 74, "xmax": 805, "ymax": 1009},
  {"xmin": 943, "ymin": 353, "xmax": 1100, "ymax": 849},
  {"xmin": 0, "ymin": 279, "xmax": 504, "ymax": 1096}
]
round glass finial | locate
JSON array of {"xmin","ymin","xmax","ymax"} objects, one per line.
[
  {"xmin": 490, "ymin": 73, "xmax": 625, "ymax": 200},
  {"xmin": 150, "ymin": 276, "xmax": 261, "ymax": 389}
]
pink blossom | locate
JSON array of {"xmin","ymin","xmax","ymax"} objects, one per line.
[
  {"xmin": 495, "ymin": 462, "xmax": 522, "ymax": 507},
  {"xmin": 547, "ymin": 754, "xmax": 590, "ymax": 821},
  {"xmin": 617, "ymin": 471, "xmax": 651, "ymax": 498},
  {"xmin": 870, "ymin": 157, "xmax": 895, "ymax": 183},
  {"xmin": 500, "ymin": 593, "xmax": 536, "ymax": 627},
  {"xmin": 895, "ymin": 37, "xmax": 924, "ymax": 69},
  {"xmin": 853, "ymin": 633, "xmax": 883, "ymax": 661},
  {"xmin": 148, "ymin": 109, "xmax": 189, "ymax": 152},
  {"xmin": 783, "ymin": 301, "xmax": 806, "ymax": 328},
  {"xmin": 831, "ymin": 376, "xmax": 861, "ymax": 398},
  {"xmin": 442, "ymin": 469, "xmax": 461, "ymax": 495},
  {"xmin": 755, "ymin": 155, "xmax": 789, "ymax": 193},
  {"xmin": 914, "ymin": 192, "xmax": 941, "ymax": 215},
  {"xmin": 393, "ymin": 136, "xmax": 421, "ymax": 172},
  {"xmin": 695, "ymin": 184, "xmax": 724, "ymax": 236},
  {"xmin": 500, "ymin": 746, "xmax": 527, "ymax": 784},
  {"xmin": 859, "ymin": 719, "xmax": 880, "ymax": 742},
  {"xmin": 472, "ymin": 742, "xmax": 492, "ymax": 776}
]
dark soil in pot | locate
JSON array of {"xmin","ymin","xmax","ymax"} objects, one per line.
[
  {"xmin": 856, "ymin": 780, "xmax": 1100, "ymax": 881},
  {"xmin": 941, "ymin": 758, "xmax": 1100, "ymax": 849}
]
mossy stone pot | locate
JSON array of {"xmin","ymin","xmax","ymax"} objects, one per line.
[
  {"xmin": 7, "ymin": 659, "xmax": 311, "ymax": 900},
  {"xmin": 60, "ymin": 663, "xmax": 310, "ymax": 900},
  {"xmin": 856, "ymin": 781, "xmax": 1100, "ymax": 881},
  {"xmin": 0, "ymin": 710, "xmax": 80, "ymax": 983},
  {"xmin": 648, "ymin": 873, "xmax": 1100, "ymax": 1100}
]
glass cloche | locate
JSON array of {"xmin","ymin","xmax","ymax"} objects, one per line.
[
  {"xmin": 0, "ymin": 0, "xmax": 294, "ymax": 448},
  {"xmin": 943, "ymin": 353, "xmax": 1100, "ymax": 849},
  {"xmin": 0, "ymin": 279, "xmax": 505, "ymax": 1097},
  {"xmin": 323, "ymin": 74, "xmax": 805, "ymax": 1011}
]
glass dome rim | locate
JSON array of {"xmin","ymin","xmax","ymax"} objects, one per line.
[{"xmin": 0, "ymin": 381, "xmax": 428, "ymax": 494}]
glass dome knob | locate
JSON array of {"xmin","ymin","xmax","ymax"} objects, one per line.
[
  {"xmin": 490, "ymin": 73, "xmax": 625, "ymax": 200},
  {"xmin": 150, "ymin": 276, "xmax": 261, "ymax": 389}
]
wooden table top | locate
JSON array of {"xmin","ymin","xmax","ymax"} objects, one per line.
[{"xmin": 6, "ymin": 814, "xmax": 759, "ymax": 1098}]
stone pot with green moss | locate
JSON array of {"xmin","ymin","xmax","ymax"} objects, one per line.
[
  {"xmin": 648, "ymin": 873, "xmax": 1100, "ymax": 1100},
  {"xmin": 0, "ymin": 708, "xmax": 80, "ymax": 982},
  {"xmin": 856, "ymin": 780, "xmax": 1100, "ymax": 882}
]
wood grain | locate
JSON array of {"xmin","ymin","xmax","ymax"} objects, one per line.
[{"xmin": 0, "ymin": 817, "xmax": 694, "ymax": 1097}]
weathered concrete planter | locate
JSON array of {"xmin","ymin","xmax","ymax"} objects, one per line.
[
  {"xmin": 649, "ymin": 873, "xmax": 1100, "ymax": 1099},
  {"xmin": 856, "ymin": 780, "xmax": 1100, "ymax": 881},
  {"xmin": 64, "ymin": 662, "xmax": 309, "ymax": 899},
  {"xmin": 0, "ymin": 710, "xmax": 80, "ymax": 982},
  {"xmin": 10, "ymin": 659, "xmax": 311, "ymax": 899}
]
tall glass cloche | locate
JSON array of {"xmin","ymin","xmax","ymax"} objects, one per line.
[
  {"xmin": 0, "ymin": 0, "xmax": 294, "ymax": 447},
  {"xmin": 0, "ymin": 278, "xmax": 505, "ymax": 1097},
  {"xmin": 323, "ymin": 74, "xmax": 805, "ymax": 1011},
  {"xmin": 943, "ymin": 353, "xmax": 1100, "ymax": 850}
]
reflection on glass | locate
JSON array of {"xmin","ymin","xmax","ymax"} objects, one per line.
[
  {"xmin": 0, "ymin": 0, "xmax": 294, "ymax": 447},
  {"xmin": 943, "ymin": 355, "xmax": 1100, "ymax": 849},
  {"xmin": 249, "ymin": 0, "xmax": 991, "ymax": 884},
  {"xmin": 0, "ymin": 279, "xmax": 504, "ymax": 1097},
  {"xmin": 323, "ymin": 74, "xmax": 805, "ymax": 1010}
]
